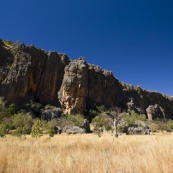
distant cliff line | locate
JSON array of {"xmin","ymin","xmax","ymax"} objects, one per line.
[{"xmin": 0, "ymin": 38, "xmax": 173, "ymax": 119}]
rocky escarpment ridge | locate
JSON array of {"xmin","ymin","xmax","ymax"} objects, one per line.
[
  {"xmin": 0, "ymin": 39, "xmax": 173, "ymax": 119},
  {"xmin": 0, "ymin": 39, "xmax": 69, "ymax": 107}
]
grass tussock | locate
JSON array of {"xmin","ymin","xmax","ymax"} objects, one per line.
[{"xmin": 0, "ymin": 134, "xmax": 173, "ymax": 173}]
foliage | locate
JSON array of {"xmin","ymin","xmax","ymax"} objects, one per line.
[
  {"xmin": 8, "ymin": 103, "xmax": 17, "ymax": 115},
  {"xmin": 167, "ymin": 120, "xmax": 173, "ymax": 131},
  {"xmin": 44, "ymin": 104, "xmax": 55, "ymax": 110},
  {"xmin": 57, "ymin": 114, "xmax": 85, "ymax": 128},
  {"xmin": 91, "ymin": 116, "xmax": 112, "ymax": 131},
  {"xmin": 31, "ymin": 120, "xmax": 42, "ymax": 138},
  {"xmin": 96, "ymin": 105, "xmax": 107, "ymax": 112},
  {"xmin": 123, "ymin": 111, "xmax": 146, "ymax": 125},
  {"xmin": 0, "ymin": 98, "xmax": 14, "ymax": 135},
  {"xmin": 0, "ymin": 98, "xmax": 9, "ymax": 122},
  {"xmin": 46, "ymin": 122, "xmax": 55, "ymax": 137},
  {"xmin": 4, "ymin": 40, "xmax": 15, "ymax": 48},
  {"xmin": 0, "ymin": 124, "xmax": 8, "ymax": 137},
  {"xmin": 117, "ymin": 125, "xmax": 125, "ymax": 133},
  {"xmin": 12, "ymin": 127, "xmax": 23, "ymax": 137},
  {"xmin": 88, "ymin": 109, "xmax": 98, "ymax": 120},
  {"xmin": 2, "ymin": 118, "xmax": 13, "ymax": 133},
  {"xmin": 25, "ymin": 100, "xmax": 43, "ymax": 117},
  {"xmin": 148, "ymin": 120, "xmax": 173, "ymax": 132},
  {"xmin": 67, "ymin": 114, "xmax": 85, "ymax": 126},
  {"xmin": 157, "ymin": 122, "xmax": 168, "ymax": 132},
  {"xmin": 13, "ymin": 113, "xmax": 33, "ymax": 135}
]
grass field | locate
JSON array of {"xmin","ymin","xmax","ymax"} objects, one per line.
[{"xmin": 0, "ymin": 133, "xmax": 173, "ymax": 173}]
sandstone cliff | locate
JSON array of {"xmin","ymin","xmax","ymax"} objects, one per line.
[
  {"xmin": 0, "ymin": 39, "xmax": 69, "ymax": 107},
  {"xmin": 0, "ymin": 39, "xmax": 173, "ymax": 119}
]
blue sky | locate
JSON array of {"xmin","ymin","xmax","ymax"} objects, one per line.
[{"xmin": 0, "ymin": 0, "xmax": 173, "ymax": 96}]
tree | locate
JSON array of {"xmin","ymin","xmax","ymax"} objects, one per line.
[
  {"xmin": 0, "ymin": 124, "xmax": 7, "ymax": 137},
  {"xmin": 8, "ymin": 103, "xmax": 17, "ymax": 115},
  {"xmin": 46, "ymin": 122, "xmax": 55, "ymax": 137},
  {"xmin": 13, "ymin": 113, "xmax": 33, "ymax": 135},
  {"xmin": 167, "ymin": 120, "xmax": 173, "ymax": 131},
  {"xmin": 31, "ymin": 120, "xmax": 42, "ymax": 138},
  {"xmin": 0, "ymin": 98, "xmax": 9, "ymax": 122},
  {"xmin": 91, "ymin": 116, "xmax": 111, "ymax": 132}
]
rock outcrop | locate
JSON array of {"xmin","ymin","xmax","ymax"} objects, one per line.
[
  {"xmin": 146, "ymin": 104, "xmax": 165, "ymax": 120},
  {"xmin": 41, "ymin": 108, "xmax": 62, "ymax": 121},
  {"xmin": 62, "ymin": 125, "xmax": 85, "ymax": 134},
  {"xmin": 0, "ymin": 39, "xmax": 173, "ymax": 119},
  {"xmin": 58, "ymin": 57, "xmax": 88, "ymax": 114},
  {"xmin": 125, "ymin": 125, "xmax": 152, "ymax": 135},
  {"xmin": 0, "ymin": 40, "xmax": 69, "ymax": 107}
]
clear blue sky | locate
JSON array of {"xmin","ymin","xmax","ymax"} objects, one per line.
[{"xmin": 0, "ymin": 0, "xmax": 173, "ymax": 96}]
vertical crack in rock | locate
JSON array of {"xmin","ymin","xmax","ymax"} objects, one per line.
[{"xmin": 34, "ymin": 53, "xmax": 48, "ymax": 101}]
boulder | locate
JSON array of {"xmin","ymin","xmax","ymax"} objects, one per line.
[
  {"xmin": 125, "ymin": 125, "xmax": 152, "ymax": 135},
  {"xmin": 54, "ymin": 126, "xmax": 62, "ymax": 134},
  {"xmin": 41, "ymin": 108, "xmax": 62, "ymax": 121},
  {"xmin": 62, "ymin": 125, "xmax": 85, "ymax": 134},
  {"xmin": 80, "ymin": 119, "xmax": 90, "ymax": 132}
]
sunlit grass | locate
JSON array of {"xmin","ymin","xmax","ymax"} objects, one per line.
[{"xmin": 0, "ymin": 133, "xmax": 173, "ymax": 173}]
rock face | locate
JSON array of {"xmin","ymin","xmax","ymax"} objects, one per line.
[
  {"xmin": 0, "ymin": 40, "xmax": 69, "ymax": 107},
  {"xmin": 0, "ymin": 51, "xmax": 31, "ymax": 104},
  {"xmin": 146, "ymin": 104, "xmax": 165, "ymax": 120},
  {"xmin": 120, "ymin": 83, "xmax": 173, "ymax": 119},
  {"xmin": 58, "ymin": 58, "xmax": 121, "ymax": 115},
  {"xmin": 58, "ymin": 57, "xmax": 88, "ymax": 114},
  {"xmin": 0, "ymin": 39, "xmax": 173, "ymax": 119}
]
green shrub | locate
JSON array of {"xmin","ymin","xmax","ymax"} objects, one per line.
[
  {"xmin": 157, "ymin": 122, "xmax": 168, "ymax": 132},
  {"xmin": 167, "ymin": 120, "xmax": 173, "ymax": 131},
  {"xmin": 4, "ymin": 40, "xmax": 15, "ymax": 48},
  {"xmin": 88, "ymin": 109, "xmax": 98, "ymax": 120},
  {"xmin": 92, "ymin": 116, "xmax": 112, "ymax": 131},
  {"xmin": 13, "ymin": 113, "xmax": 33, "ymax": 134},
  {"xmin": 57, "ymin": 114, "xmax": 85, "ymax": 128},
  {"xmin": 0, "ymin": 98, "xmax": 9, "ymax": 122},
  {"xmin": 8, "ymin": 103, "xmax": 17, "ymax": 115},
  {"xmin": 31, "ymin": 120, "xmax": 42, "ymax": 138},
  {"xmin": 123, "ymin": 111, "xmax": 146, "ymax": 126},
  {"xmin": 0, "ymin": 124, "xmax": 8, "ymax": 137},
  {"xmin": 12, "ymin": 127, "xmax": 23, "ymax": 137},
  {"xmin": 67, "ymin": 114, "xmax": 84, "ymax": 126},
  {"xmin": 117, "ymin": 125, "xmax": 125, "ymax": 133},
  {"xmin": 25, "ymin": 100, "xmax": 43, "ymax": 117},
  {"xmin": 44, "ymin": 104, "xmax": 55, "ymax": 110},
  {"xmin": 46, "ymin": 122, "xmax": 55, "ymax": 137},
  {"xmin": 96, "ymin": 105, "xmax": 107, "ymax": 112}
]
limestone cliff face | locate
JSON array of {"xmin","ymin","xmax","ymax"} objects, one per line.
[
  {"xmin": 58, "ymin": 57, "xmax": 88, "ymax": 114},
  {"xmin": 0, "ymin": 51, "xmax": 31, "ymax": 103},
  {"xmin": 58, "ymin": 58, "xmax": 173, "ymax": 118},
  {"xmin": 0, "ymin": 39, "xmax": 173, "ymax": 119},
  {"xmin": 58, "ymin": 58, "xmax": 122, "ymax": 115},
  {"xmin": 87, "ymin": 64, "xmax": 121, "ymax": 109},
  {"xmin": 120, "ymin": 83, "xmax": 173, "ymax": 119},
  {"xmin": 0, "ymin": 40, "xmax": 69, "ymax": 107}
]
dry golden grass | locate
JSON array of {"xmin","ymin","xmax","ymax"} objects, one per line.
[{"xmin": 0, "ymin": 133, "xmax": 173, "ymax": 173}]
